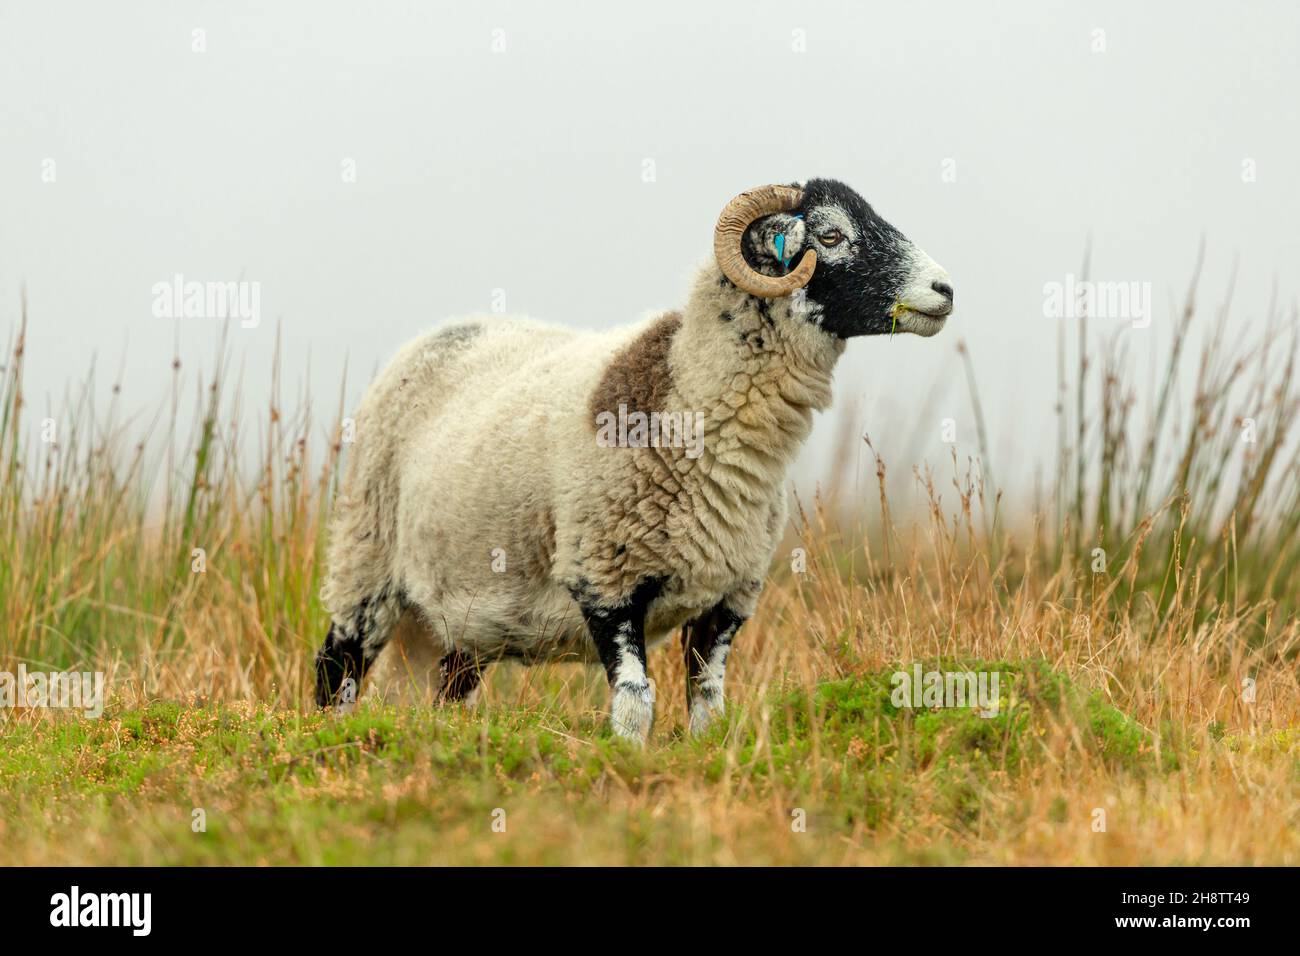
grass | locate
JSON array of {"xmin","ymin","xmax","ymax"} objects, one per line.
[
  {"xmin": 3, "ymin": 662, "xmax": 1283, "ymax": 866},
  {"xmin": 2, "ymin": 263, "xmax": 1299, "ymax": 865}
]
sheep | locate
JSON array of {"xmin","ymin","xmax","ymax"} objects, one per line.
[{"xmin": 315, "ymin": 178, "xmax": 954, "ymax": 743}]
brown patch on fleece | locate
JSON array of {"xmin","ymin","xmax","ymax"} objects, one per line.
[{"xmin": 588, "ymin": 312, "xmax": 682, "ymax": 424}]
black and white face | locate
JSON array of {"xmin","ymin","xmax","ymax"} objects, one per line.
[{"xmin": 742, "ymin": 178, "xmax": 954, "ymax": 338}]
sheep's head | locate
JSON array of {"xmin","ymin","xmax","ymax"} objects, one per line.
[{"xmin": 714, "ymin": 179, "xmax": 953, "ymax": 338}]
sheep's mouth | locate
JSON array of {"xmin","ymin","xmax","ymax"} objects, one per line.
[{"xmin": 890, "ymin": 305, "xmax": 950, "ymax": 337}]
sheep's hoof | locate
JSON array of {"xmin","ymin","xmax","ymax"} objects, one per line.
[
  {"xmin": 688, "ymin": 696, "xmax": 725, "ymax": 736},
  {"xmin": 609, "ymin": 680, "xmax": 655, "ymax": 745}
]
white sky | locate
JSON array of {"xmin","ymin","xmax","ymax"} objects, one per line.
[{"xmin": 3, "ymin": 0, "xmax": 1297, "ymax": 508}]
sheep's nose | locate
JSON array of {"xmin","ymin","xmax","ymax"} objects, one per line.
[{"xmin": 931, "ymin": 281, "xmax": 954, "ymax": 304}]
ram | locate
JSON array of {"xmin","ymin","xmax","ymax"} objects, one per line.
[{"xmin": 315, "ymin": 179, "xmax": 954, "ymax": 743}]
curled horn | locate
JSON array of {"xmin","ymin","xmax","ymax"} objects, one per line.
[{"xmin": 713, "ymin": 185, "xmax": 816, "ymax": 298}]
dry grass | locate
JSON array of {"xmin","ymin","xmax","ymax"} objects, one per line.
[{"xmin": 1, "ymin": 268, "xmax": 1298, "ymax": 865}]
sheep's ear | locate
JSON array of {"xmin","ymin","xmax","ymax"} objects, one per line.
[{"xmin": 744, "ymin": 214, "xmax": 808, "ymax": 273}]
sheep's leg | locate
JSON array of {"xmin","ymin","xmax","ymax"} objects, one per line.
[
  {"xmin": 314, "ymin": 586, "xmax": 404, "ymax": 709},
  {"xmin": 438, "ymin": 649, "xmax": 485, "ymax": 704},
  {"xmin": 682, "ymin": 602, "xmax": 745, "ymax": 735},
  {"xmin": 576, "ymin": 578, "xmax": 662, "ymax": 744}
]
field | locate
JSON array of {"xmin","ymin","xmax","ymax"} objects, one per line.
[{"xmin": 2, "ymin": 278, "xmax": 1299, "ymax": 866}]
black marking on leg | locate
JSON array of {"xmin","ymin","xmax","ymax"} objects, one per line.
[
  {"xmin": 682, "ymin": 602, "xmax": 745, "ymax": 712},
  {"xmin": 572, "ymin": 577, "xmax": 663, "ymax": 686},
  {"xmin": 315, "ymin": 623, "xmax": 365, "ymax": 707},
  {"xmin": 438, "ymin": 649, "xmax": 484, "ymax": 703},
  {"xmin": 314, "ymin": 586, "xmax": 403, "ymax": 708}
]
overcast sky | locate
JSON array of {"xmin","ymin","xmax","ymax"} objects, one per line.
[{"xmin": 2, "ymin": 0, "xmax": 1297, "ymax": 505}]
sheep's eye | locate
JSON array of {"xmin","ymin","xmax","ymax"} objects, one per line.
[{"xmin": 817, "ymin": 230, "xmax": 843, "ymax": 247}]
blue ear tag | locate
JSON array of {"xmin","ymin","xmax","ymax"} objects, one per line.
[{"xmin": 775, "ymin": 233, "xmax": 791, "ymax": 270}]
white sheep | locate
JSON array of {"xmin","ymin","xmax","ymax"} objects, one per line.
[{"xmin": 316, "ymin": 179, "xmax": 954, "ymax": 743}]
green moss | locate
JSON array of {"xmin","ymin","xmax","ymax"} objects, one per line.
[{"xmin": 766, "ymin": 659, "xmax": 1167, "ymax": 778}]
